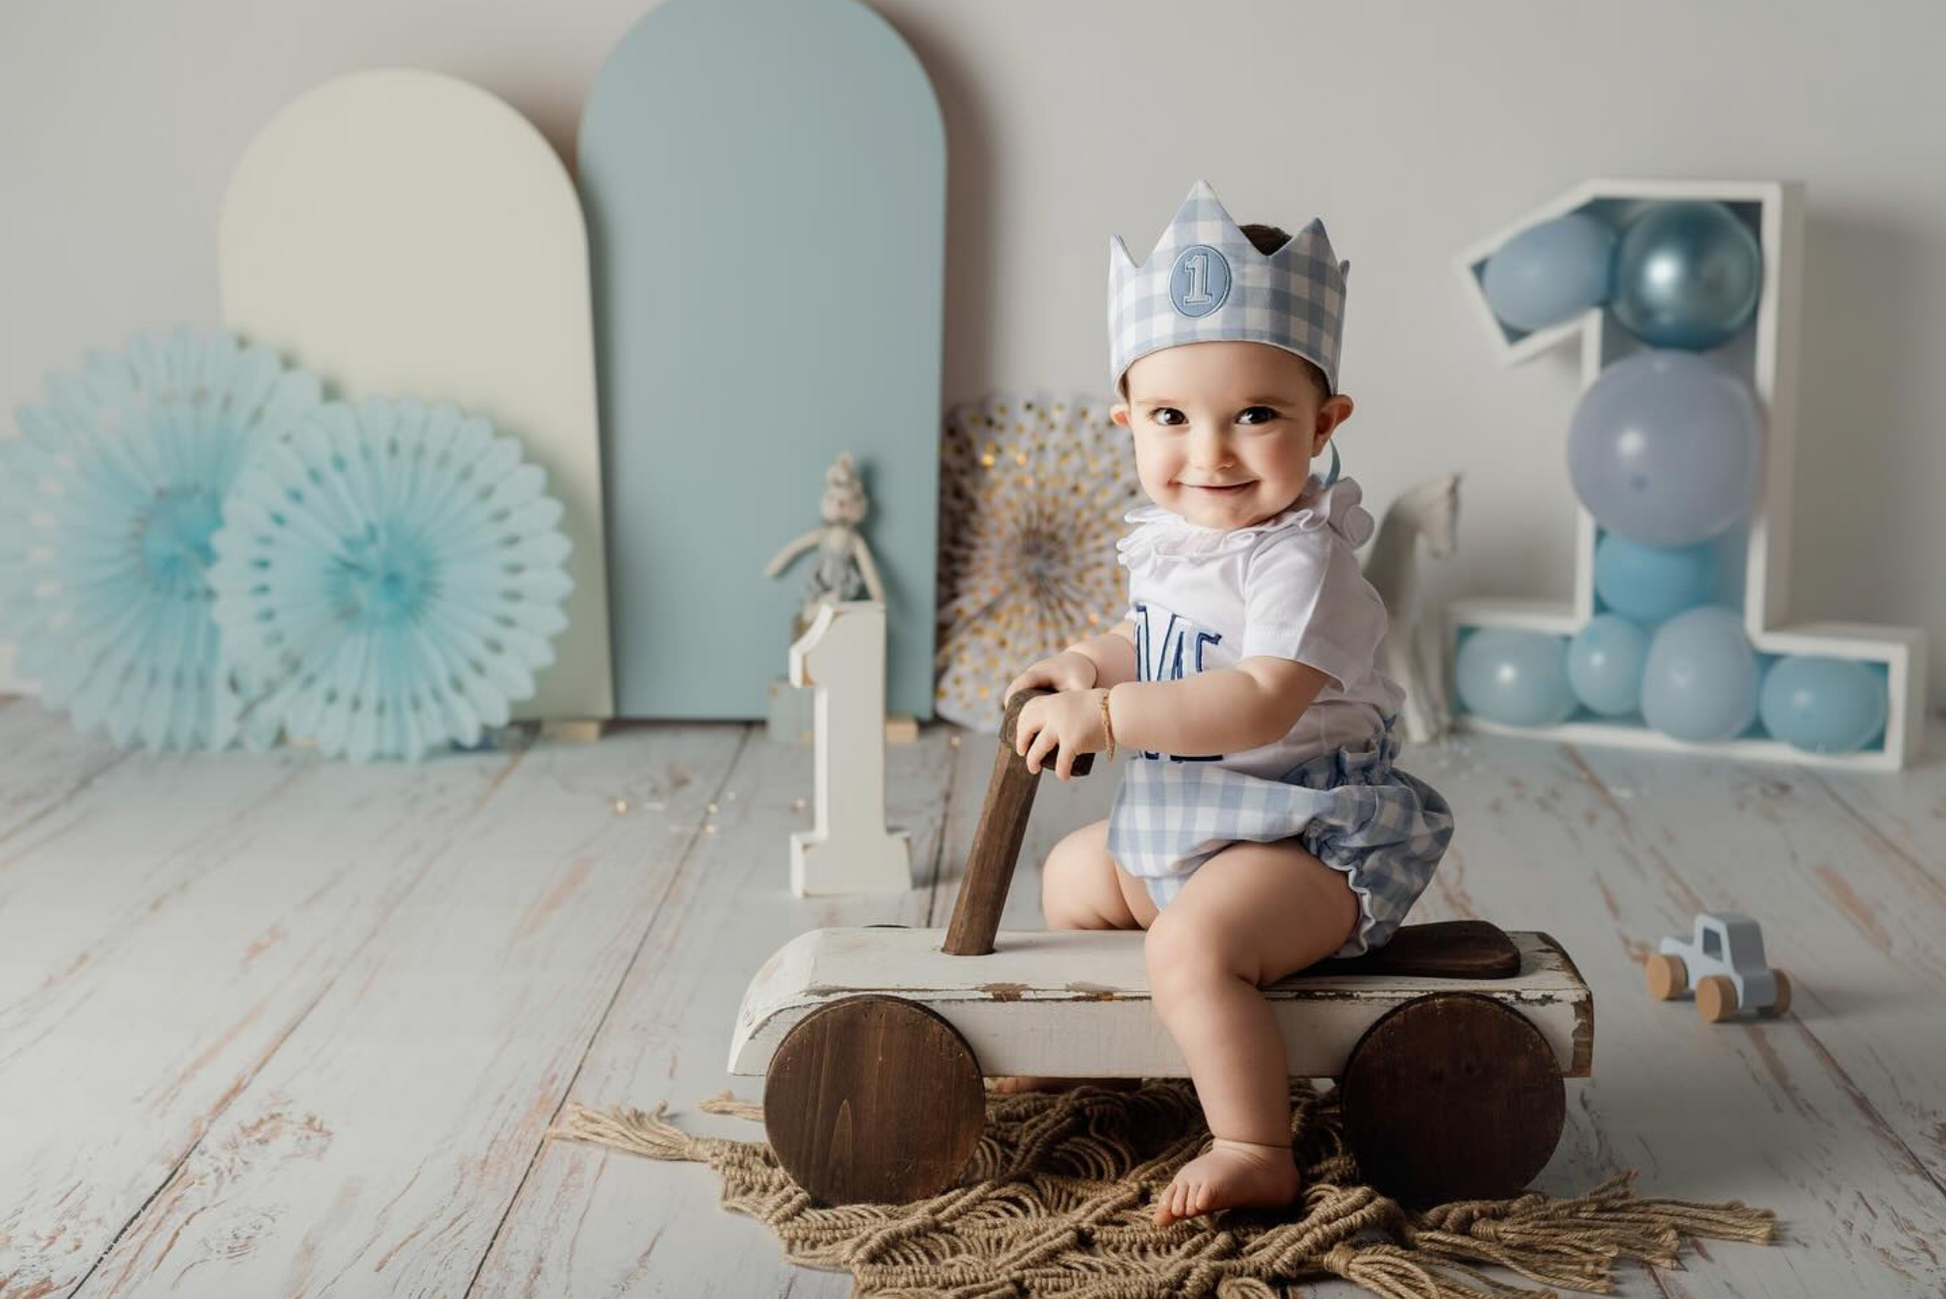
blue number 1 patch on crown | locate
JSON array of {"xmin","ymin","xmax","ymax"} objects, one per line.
[{"xmin": 1170, "ymin": 245, "xmax": 1231, "ymax": 318}]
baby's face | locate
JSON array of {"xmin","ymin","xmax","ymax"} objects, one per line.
[{"xmin": 1112, "ymin": 341, "xmax": 1352, "ymax": 530}]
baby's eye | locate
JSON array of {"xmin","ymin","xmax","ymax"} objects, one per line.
[
  {"xmin": 1237, "ymin": 406, "xmax": 1280, "ymax": 425},
  {"xmin": 1151, "ymin": 407, "xmax": 1186, "ymax": 426}
]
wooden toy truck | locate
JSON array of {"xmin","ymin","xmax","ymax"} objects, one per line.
[
  {"xmin": 1646, "ymin": 912, "xmax": 1792, "ymax": 1021},
  {"xmin": 730, "ymin": 690, "xmax": 1594, "ymax": 1208}
]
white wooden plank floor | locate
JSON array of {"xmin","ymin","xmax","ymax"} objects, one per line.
[{"xmin": 2, "ymin": 694, "xmax": 1944, "ymax": 1298}]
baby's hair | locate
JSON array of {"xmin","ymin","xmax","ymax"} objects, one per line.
[{"xmin": 1117, "ymin": 222, "xmax": 1333, "ymax": 402}]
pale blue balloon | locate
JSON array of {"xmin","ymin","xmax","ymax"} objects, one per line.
[
  {"xmin": 1455, "ymin": 628, "xmax": 1576, "ymax": 727},
  {"xmin": 1641, "ymin": 606, "xmax": 1759, "ymax": 742},
  {"xmin": 1759, "ymin": 656, "xmax": 1888, "ymax": 754},
  {"xmin": 1612, "ymin": 200, "xmax": 1763, "ymax": 350},
  {"xmin": 1593, "ymin": 533, "xmax": 1714, "ymax": 623},
  {"xmin": 1568, "ymin": 350, "xmax": 1760, "ymax": 547},
  {"xmin": 1482, "ymin": 213, "xmax": 1617, "ymax": 333},
  {"xmin": 1567, "ymin": 615, "xmax": 1649, "ymax": 717}
]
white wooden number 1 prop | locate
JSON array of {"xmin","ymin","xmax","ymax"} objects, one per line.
[
  {"xmin": 1450, "ymin": 179, "xmax": 1924, "ymax": 769},
  {"xmin": 788, "ymin": 601, "xmax": 911, "ymax": 895}
]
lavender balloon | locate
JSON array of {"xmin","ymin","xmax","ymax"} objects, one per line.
[
  {"xmin": 1568, "ymin": 351, "xmax": 1761, "ymax": 547},
  {"xmin": 1641, "ymin": 606, "xmax": 1759, "ymax": 742}
]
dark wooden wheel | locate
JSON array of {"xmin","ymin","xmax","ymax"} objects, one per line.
[
  {"xmin": 763, "ymin": 994, "xmax": 985, "ymax": 1205},
  {"xmin": 1340, "ymin": 991, "xmax": 1566, "ymax": 1207}
]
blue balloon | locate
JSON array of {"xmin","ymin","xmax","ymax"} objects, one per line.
[
  {"xmin": 1567, "ymin": 615, "xmax": 1649, "ymax": 716},
  {"xmin": 1482, "ymin": 213, "xmax": 1617, "ymax": 333},
  {"xmin": 1641, "ymin": 606, "xmax": 1759, "ymax": 742},
  {"xmin": 1568, "ymin": 350, "xmax": 1760, "ymax": 547},
  {"xmin": 1455, "ymin": 628, "xmax": 1576, "ymax": 727},
  {"xmin": 1612, "ymin": 200, "xmax": 1763, "ymax": 350},
  {"xmin": 1594, "ymin": 533, "xmax": 1714, "ymax": 623},
  {"xmin": 1759, "ymin": 656, "xmax": 1888, "ymax": 754}
]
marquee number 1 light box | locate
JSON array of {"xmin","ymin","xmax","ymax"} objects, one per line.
[{"xmin": 1450, "ymin": 179, "xmax": 1924, "ymax": 770}]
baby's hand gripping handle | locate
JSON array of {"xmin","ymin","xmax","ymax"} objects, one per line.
[{"xmin": 942, "ymin": 687, "xmax": 1095, "ymax": 957}]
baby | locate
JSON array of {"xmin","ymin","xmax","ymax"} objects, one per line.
[{"xmin": 997, "ymin": 181, "xmax": 1455, "ymax": 1228}]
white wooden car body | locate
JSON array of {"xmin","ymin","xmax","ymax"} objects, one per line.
[
  {"xmin": 729, "ymin": 925, "xmax": 1593, "ymax": 1081},
  {"xmin": 1656, "ymin": 912, "xmax": 1782, "ymax": 1011}
]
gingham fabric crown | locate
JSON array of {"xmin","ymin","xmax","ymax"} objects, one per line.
[{"xmin": 1108, "ymin": 180, "xmax": 1349, "ymax": 394}]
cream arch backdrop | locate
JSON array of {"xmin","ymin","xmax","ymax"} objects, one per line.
[{"xmin": 218, "ymin": 68, "xmax": 614, "ymax": 723}]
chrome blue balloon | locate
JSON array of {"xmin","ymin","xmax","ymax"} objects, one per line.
[
  {"xmin": 1641, "ymin": 606, "xmax": 1759, "ymax": 742},
  {"xmin": 1482, "ymin": 212, "xmax": 1616, "ymax": 333},
  {"xmin": 1455, "ymin": 628, "xmax": 1576, "ymax": 727},
  {"xmin": 1759, "ymin": 656, "xmax": 1888, "ymax": 754},
  {"xmin": 1612, "ymin": 200, "xmax": 1762, "ymax": 350},
  {"xmin": 1593, "ymin": 533, "xmax": 1714, "ymax": 623},
  {"xmin": 1568, "ymin": 350, "xmax": 1760, "ymax": 547},
  {"xmin": 1567, "ymin": 615, "xmax": 1649, "ymax": 717}
]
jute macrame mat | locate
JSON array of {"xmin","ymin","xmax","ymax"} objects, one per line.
[{"xmin": 553, "ymin": 1079, "xmax": 1777, "ymax": 1299}]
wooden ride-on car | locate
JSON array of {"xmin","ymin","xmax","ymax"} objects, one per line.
[
  {"xmin": 729, "ymin": 690, "xmax": 1594, "ymax": 1209},
  {"xmin": 1645, "ymin": 911, "xmax": 1791, "ymax": 1022}
]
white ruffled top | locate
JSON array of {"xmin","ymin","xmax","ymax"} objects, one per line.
[{"xmin": 1113, "ymin": 475, "xmax": 1404, "ymax": 777}]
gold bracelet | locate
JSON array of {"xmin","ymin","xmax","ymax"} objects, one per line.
[{"xmin": 1098, "ymin": 687, "xmax": 1117, "ymax": 762}]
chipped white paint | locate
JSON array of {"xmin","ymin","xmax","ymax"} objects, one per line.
[
  {"xmin": 728, "ymin": 926, "xmax": 1591, "ymax": 1080},
  {"xmin": 1, "ymin": 700, "xmax": 1943, "ymax": 1297},
  {"xmin": 470, "ymin": 724, "xmax": 960, "ymax": 1299},
  {"xmin": 0, "ymin": 738, "xmax": 522, "ymax": 1298}
]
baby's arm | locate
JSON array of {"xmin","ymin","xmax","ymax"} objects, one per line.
[
  {"xmin": 1002, "ymin": 619, "xmax": 1138, "ymax": 706},
  {"xmin": 1108, "ymin": 657, "xmax": 1329, "ymax": 756},
  {"xmin": 1110, "ymin": 526, "xmax": 1379, "ymax": 756},
  {"xmin": 1066, "ymin": 619, "xmax": 1139, "ymax": 688}
]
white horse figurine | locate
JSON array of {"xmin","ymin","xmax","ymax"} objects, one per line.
[{"xmin": 1361, "ymin": 474, "xmax": 1461, "ymax": 745}]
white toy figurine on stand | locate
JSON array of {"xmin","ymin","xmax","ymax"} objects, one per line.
[
  {"xmin": 787, "ymin": 600, "xmax": 911, "ymax": 895},
  {"xmin": 764, "ymin": 451, "xmax": 888, "ymax": 639},
  {"xmin": 762, "ymin": 449, "xmax": 916, "ymax": 749}
]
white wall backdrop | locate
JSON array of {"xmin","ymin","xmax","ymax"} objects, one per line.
[{"xmin": 3, "ymin": 0, "xmax": 1942, "ymax": 705}]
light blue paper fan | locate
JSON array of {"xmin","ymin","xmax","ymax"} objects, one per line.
[
  {"xmin": 0, "ymin": 328, "xmax": 320, "ymax": 751},
  {"xmin": 209, "ymin": 396, "xmax": 575, "ymax": 762}
]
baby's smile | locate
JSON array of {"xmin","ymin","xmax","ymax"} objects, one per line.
[{"xmin": 1113, "ymin": 340, "xmax": 1352, "ymax": 533}]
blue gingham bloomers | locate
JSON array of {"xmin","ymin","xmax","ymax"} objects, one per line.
[{"xmin": 1106, "ymin": 716, "xmax": 1454, "ymax": 958}]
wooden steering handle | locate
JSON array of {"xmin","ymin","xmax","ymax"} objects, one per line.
[{"xmin": 941, "ymin": 687, "xmax": 1096, "ymax": 957}]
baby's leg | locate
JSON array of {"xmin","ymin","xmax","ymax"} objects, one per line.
[
  {"xmin": 1144, "ymin": 838, "xmax": 1360, "ymax": 1228},
  {"xmin": 988, "ymin": 818, "xmax": 1156, "ymax": 1094},
  {"xmin": 1042, "ymin": 816, "xmax": 1160, "ymax": 931}
]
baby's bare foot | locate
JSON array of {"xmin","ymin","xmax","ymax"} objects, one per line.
[
  {"xmin": 1153, "ymin": 1137, "xmax": 1301, "ymax": 1228},
  {"xmin": 987, "ymin": 1075, "xmax": 1071, "ymax": 1095},
  {"xmin": 986, "ymin": 1076, "xmax": 1142, "ymax": 1095}
]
